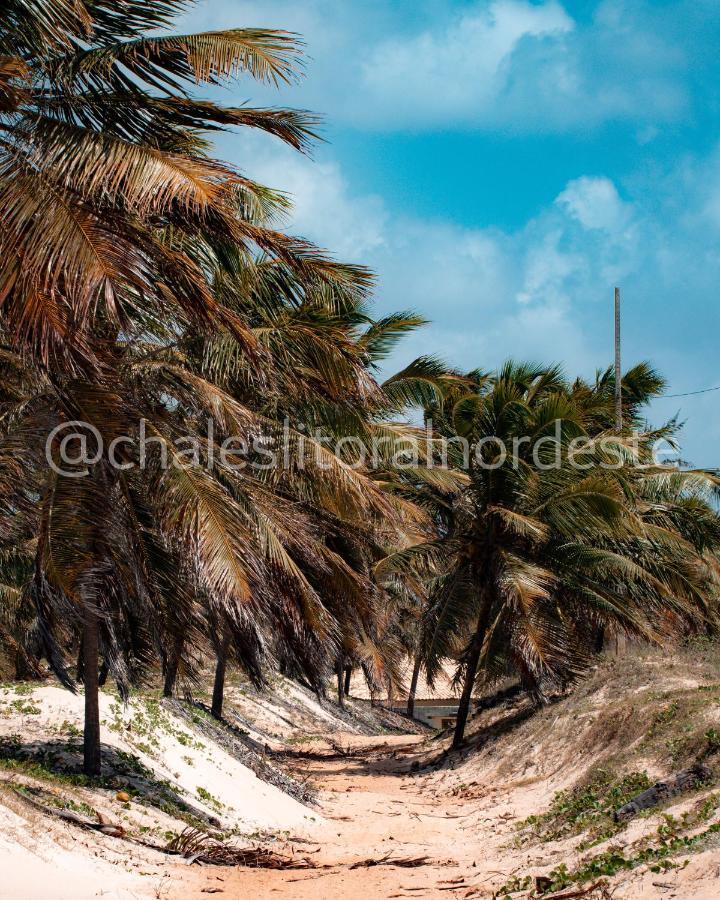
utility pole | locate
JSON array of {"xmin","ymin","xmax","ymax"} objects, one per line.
[{"xmin": 614, "ymin": 286, "xmax": 622, "ymax": 432}]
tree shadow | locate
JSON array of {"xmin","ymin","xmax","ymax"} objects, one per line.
[
  {"xmin": 0, "ymin": 734, "xmax": 219, "ymax": 827},
  {"xmin": 279, "ymin": 738, "xmax": 427, "ymax": 779},
  {"xmin": 164, "ymin": 698, "xmax": 316, "ymax": 806},
  {"xmin": 276, "ymin": 699, "xmax": 545, "ymax": 779},
  {"xmin": 466, "ymin": 704, "xmax": 538, "ymax": 750},
  {"xmin": 410, "ymin": 702, "xmax": 543, "ymax": 773}
]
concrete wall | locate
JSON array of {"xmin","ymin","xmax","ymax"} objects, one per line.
[{"xmin": 388, "ymin": 701, "xmax": 459, "ymax": 729}]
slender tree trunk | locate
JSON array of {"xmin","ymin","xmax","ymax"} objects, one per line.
[
  {"xmin": 162, "ymin": 655, "xmax": 179, "ymax": 698},
  {"xmin": 82, "ymin": 607, "xmax": 102, "ymax": 777},
  {"xmin": 14, "ymin": 651, "xmax": 29, "ymax": 682},
  {"xmin": 452, "ymin": 601, "xmax": 491, "ymax": 750},
  {"xmin": 211, "ymin": 631, "xmax": 231, "ymax": 720},
  {"xmin": 76, "ymin": 637, "xmax": 84, "ymax": 683},
  {"xmin": 594, "ymin": 626, "xmax": 605, "ymax": 654},
  {"xmin": 335, "ymin": 659, "xmax": 345, "ymax": 708},
  {"xmin": 407, "ymin": 654, "xmax": 422, "ymax": 719},
  {"xmin": 343, "ymin": 665, "xmax": 352, "ymax": 697},
  {"xmin": 14, "ymin": 650, "xmax": 40, "ymax": 682},
  {"xmin": 162, "ymin": 637, "xmax": 183, "ymax": 698}
]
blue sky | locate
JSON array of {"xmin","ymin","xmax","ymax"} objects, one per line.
[{"xmin": 181, "ymin": 0, "xmax": 720, "ymax": 466}]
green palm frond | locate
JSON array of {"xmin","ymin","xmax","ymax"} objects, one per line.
[
  {"xmin": 359, "ymin": 311, "xmax": 428, "ymax": 362},
  {"xmin": 381, "ymin": 355, "xmax": 453, "ymax": 410}
]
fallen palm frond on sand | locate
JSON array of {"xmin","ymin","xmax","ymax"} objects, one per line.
[
  {"xmin": 12, "ymin": 788, "xmax": 126, "ymax": 838},
  {"xmin": 12, "ymin": 788, "xmax": 316, "ymax": 871},
  {"xmin": 168, "ymin": 829, "xmax": 433, "ymax": 872},
  {"xmin": 164, "ymin": 828, "xmax": 316, "ymax": 869},
  {"xmin": 348, "ymin": 850, "xmax": 431, "ymax": 869},
  {"xmin": 11, "ymin": 781, "xmax": 434, "ymax": 875}
]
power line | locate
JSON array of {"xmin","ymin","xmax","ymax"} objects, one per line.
[{"xmin": 663, "ymin": 384, "xmax": 720, "ymax": 399}]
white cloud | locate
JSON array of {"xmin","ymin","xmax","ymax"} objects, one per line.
[
  {"xmin": 228, "ymin": 132, "xmax": 612, "ymax": 376},
  {"xmin": 362, "ymin": 0, "xmax": 688, "ymax": 131},
  {"xmin": 226, "ymin": 131, "xmax": 719, "ymax": 465},
  {"xmin": 516, "ymin": 228, "xmax": 582, "ymax": 305},
  {"xmin": 360, "ymin": 1, "xmax": 573, "ymax": 127},
  {"xmin": 556, "ymin": 177, "xmax": 631, "ymax": 232},
  {"xmin": 180, "ymin": 0, "xmax": 691, "ymax": 133},
  {"xmin": 243, "ymin": 150, "xmax": 387, "ymax": 261}
]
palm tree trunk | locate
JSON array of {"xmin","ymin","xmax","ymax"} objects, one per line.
[
  {"xmin": 82, "ymin": 607, "xmax": 102, "ymax": 777},
  {"xmin": 76, "ymin": 637, "xmax": 84, "ymax": 683},
  {"xmin": 211, "ymin": 631, "xmax": 231, "ymax": 720},
  {"xmin": 452, "ymin": 601, "xmax": 491, "ymax": 750},
  {"xmin": 594, "ymin": 626, "xmax": 605, "ymax": 653},
  {"xmin": 163, "ymin": 637, "xmax": 183, "ymax": 698},
  {"xmin": 14, "ymin": 648, "xmax": 40, "ymax": 682},
  {"xmin": 343, "ymin": 665, "xmax": 352, "ymax": 697},
  {"xmin": 407, "ymin": 654, "xmax": 422, "ymax": 719},
  {"xmin": 335, "ymin": 659, "xmax": 345, "ymax": 708}
]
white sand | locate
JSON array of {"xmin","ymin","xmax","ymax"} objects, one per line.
[
  {"xmin": 0, "ymin": 796, "xmax": 165, "ymax": 899},
  {"xmin": 0, "ymin": 685, "xmax": 318, "ymax": 833},
  {"xmin": 0, "ymin": 683, "xmax": 325, "ymax": 898}
]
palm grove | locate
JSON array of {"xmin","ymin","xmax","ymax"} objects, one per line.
[{"xmin": 0, "ymin": 1, "xmax": 718, "ymax": 776}]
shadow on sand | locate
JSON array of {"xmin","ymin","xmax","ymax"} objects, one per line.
[{"xmin": 0, "ymin": 734, "xmax": 218, "ymax": 826}]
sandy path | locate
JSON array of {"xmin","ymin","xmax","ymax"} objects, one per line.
[
  {"xmin": 165, "ymin": 730, "xmax": 720, "ymax": 900},
  {"xmin": 171, "ymin": 733, "xmax": 493, "ymax": 899}
]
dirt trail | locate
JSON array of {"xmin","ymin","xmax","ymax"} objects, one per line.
[
  {"xmin": 172, "ymin": 725, "xmax": 720, "ymax": 900},
  {"xmin": 174, "ymin": 733, "xmax": 511, "ymax": 899},
  {"xmin": 6, "ymin": 653, "xmax": 720, "ymax": 898}
]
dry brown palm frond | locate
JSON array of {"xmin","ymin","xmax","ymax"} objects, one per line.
[
  {"xmin": 6, "ymin": 0, "xmax": 92, "ymax": 53},
  {"xmin": 153, "ymin": 450, "xmax": 259, "ymax": 610},
  {"xmin": 132, "ymin": 360, "xmax": 260, "ymax": 435},
  {"xmin": 21, "ymin": 118, "xmax": 237, "ymax": 215},
  {"xmin": 488, "ymin": 506, "xmax": 549, "ymax": 544},
  {"xmin": 165, "ymin": 826, "xmax": 316, "ymax": 868},
  {"xmin": 68, "ymin": 29, "xmax": 305, "ymax": 90},
  {"xmin": 0, "ymin": 163, "xmax": 152, "ymax": 328},
  {"xmin": 0, "ymin": 56, "xmax": 30, "ymax": 111}
]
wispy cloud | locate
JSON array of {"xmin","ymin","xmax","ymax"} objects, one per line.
[
  {"xmin": 223, "ymin": 128, "xmax": 720, "ymax": 463},
  {"xmin": 178, "ymin": 0, "xmax": 720, "ymax": 464},
  {"xmin": 556, "ymin": 177, "xmax": 631, "ymax": 232},
  {"xmin": 358, "ymin": 0, "xmax": 688, "ymax": 131},
  {"xmin": 360, "ymin": 0, "xmax": 573, "ymax": 128},
  {"xmin": 182, "ymin": 0, "xmax": 693, "ymax": 133}
]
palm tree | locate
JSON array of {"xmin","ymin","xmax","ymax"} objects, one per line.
[
  {"xmin": 189, "ymin": 250, "xmax": 463, "ymax": 713},
  {"xmin": 0, "ymin": 2, "xmax": 380, "ymax": 774},
  {"xmin": 379, "ymin": 362, "xmax": 720, "ymax": 748}
]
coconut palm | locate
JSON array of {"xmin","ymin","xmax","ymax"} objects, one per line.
[
  {"xmin": 378, "ymin": 362, "xmax": 720, "ymax": 748},
  {"xmin": 168, "ymin": 227, "xmax": 466, "ymax": 702},
  {"xmin": 183, "ymin": 252, "xmax": 461, "ymax": 712},
  {"xmin": 0, "ymin": 1, "xmax": 382, "ymax": 774}
]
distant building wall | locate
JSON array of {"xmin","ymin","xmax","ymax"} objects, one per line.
[{"xmin": 386, "ymin": 699, "xmax": 459, "ymax": 729}]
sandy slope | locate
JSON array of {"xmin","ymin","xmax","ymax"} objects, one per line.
[
  {"xmin": 2, "ymin": 648, "xmax": 720, "ymax": 898},
  {"xmin": 0, "ymin": 676, "xmax": 415, "ymax": 898},
  {"xmin": 0, "ymin": 684, "xmax": 318, "ymax": 833},
  {"xmin": 174, "ymin": 647, "xmax": 720, "ymax": 898},
  {"xmin": 173, "ymin": 732, "xmax": 720, "ymax": 899},
  {"xmin": 0, "ymin": 798, "xmax": 160, "ymax": 900},
  {"xmin": 0, "ymin": 682, "xmax": 323, "ymax": 899}
]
